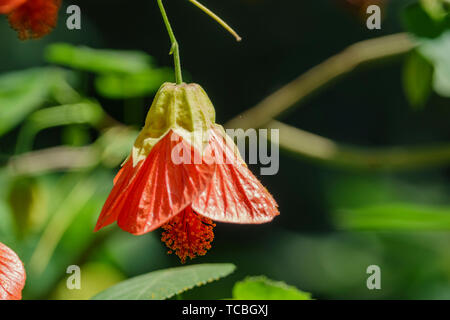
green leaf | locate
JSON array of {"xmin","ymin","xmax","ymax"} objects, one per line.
[
  {"xmin": 420, "ymin": 0, "xmax": 448, "ymax": 21},
  {"xmin": 28, "ymin": 175, "xmax": 101, "ymax": 276},
  {"xmin": 233, "ymin": 276, "xmax": 312, "ymax": 300},
  {"xmin": 7, "ymin": 176, "xmax": 45, "ymax": 238},
  {"xmin": 27, "ymin": 100, "xmax": 105, "ymax": 129},
  {"xmin": 45, "ymin": 43, "xmax": 154, "ymax": 74},
  {"xmin": 62, "ymin": 125, "xmax": 91, "ymax": 147},
  {"xmin": 92, "ymin": 263, "xmax": 236, "ymax": 300},
  {"xmin": 95, "ymin": 68, "xmax": 173, "ymax": 99},
  {"xmin": 403, "ymin": 50, "xmax": 434, "ymax": 108},
  {"xmin": 22, "ymin": 172, "xmax": 115, "ymax": 298},
  {"xmin": 0, "ymin": 68, "xmax": 58, "ymax": 136},
  {"xmin": 15, "ymin": 100, "xmax": 105, "ymax": 153},
  {"xmin": 402, "ymin": 3, "xmax": 450, "ymax": 38},
  {"xmin": 335, "ymin": 203, "xmax": 450, "ymax": 230},
  {"xmin": 403, "ymin": 3, "xmax": 450, "ymax": 98},
  {"xmin": 51, "ymin": 263, "xmax": 125, "ymax": 300},
  {"xmin": 418, "ymin": 31, "xmax": 450, "ymax": 97},
  {"xmin": 433, "ymin": 62, "xmax": 450, "ymax": 96}
]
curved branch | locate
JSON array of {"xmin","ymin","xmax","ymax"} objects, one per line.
[
  {"xmin": 8, "ymin": 146, "xmax": 99, "ymax": 175},
  {"xmin": 269, "ymin": 120, "xmax": 450, "ymax": 171},
  {"xmin": 225, "ymin": 33, "xmax": 415, "ymax": 130}
]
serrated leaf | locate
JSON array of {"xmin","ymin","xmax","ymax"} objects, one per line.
[
  {"xmin": 403, "ymin": 50, "xmax": 434, "ymax": 108},
  {"xmin": 0, "ymin": 68, "xmax": 58, "ymax": 136},
  {"xmin": 233, "ymin": 276, "xmax": 312, "ymax": 300},
  {"xmin": 45, "ymin": 43, "xmax": 154, "ymax": 74},
  {"xmin": 92, "ymin": 263, "xmax": 236, "ymax": 300}
]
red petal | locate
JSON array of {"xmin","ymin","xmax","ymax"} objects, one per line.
[
  {"xmin": 0, "ymin": 242, "xmax": 26, "ymax": 300},
  {"xmin": 115, "ymin": 130, "xmax": 215, "ymax": 235},
  {"xmin": 8, "ymin": 0, "xmax": 60, "ymax": 40},
  {"xmin": 0, "ymin": 0, "xmax": 26, "ymax": 14},
  {"xmin": 94, "ymin": 158, "xmax": 143, "ymax": 232},
  {"xmin": 192, "ymin": 127, "xmax": 279, "ymax": 223}
]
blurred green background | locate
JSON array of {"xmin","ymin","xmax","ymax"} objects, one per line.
[{"xmin": 0, "ymin": 0, "xmax": 450, "ymax": 299}]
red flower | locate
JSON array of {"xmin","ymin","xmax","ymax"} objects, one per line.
[
  {"xmin": 95, "ymin": 83, "xmax": 279, "ymax": 263},
  {"xmin": 1, "ymin": 0, "xmax": 61, "ymax": 39},
  {"xmin": 0, "ymin": 0, "xmax": 26, "ymax": 14},
  {"xmin": 0, "ymin": 242, "xmax": 26, "ymax": 300}
]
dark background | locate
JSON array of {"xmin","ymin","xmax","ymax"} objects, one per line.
[{"xmin": 1, "ymin": 0, "xmax": 450, "ymax": 300}]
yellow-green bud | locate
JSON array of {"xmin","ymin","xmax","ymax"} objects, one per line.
[{"xmin": 131, "ymin": 82, "xmax": 216, "ymax": 166}]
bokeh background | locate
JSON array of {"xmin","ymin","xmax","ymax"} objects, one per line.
[{"xmin": 1, "ymin": 0, "xmax": 450, "ymax": 299}]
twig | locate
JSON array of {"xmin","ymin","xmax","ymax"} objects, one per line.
[
  {"xmin": 8, "ymin": 126, "xmax": 137, "ymax": 175},
  {"xmin": 9, "ymin": 34, "xmax": 446, "ymax": 173},
  {"xmin": 268, "ymin": 120, "xmax": 450, "ymax": 171},
  {"xmin": 8, "ymin": 146, "xmax": 99, "ymax": 175},
  {"xmin": 225, "ymin": 33, "xmax": 415, "ymax": 130},
  {"xmin": 223, "ymin": 33, "xmax": 450, "ymax": 170},
  {"xmin": 188, "ymin": 0, "xmax": 242, "ymax": 41}
]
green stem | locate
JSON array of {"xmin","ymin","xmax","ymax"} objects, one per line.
[
  {"xmin": 189, "ymin": 0, "xmax": 242, "ymax": 41},
  {"xmin": 157, "ymin": 0, "xmax": 183, "ymax": 84}
]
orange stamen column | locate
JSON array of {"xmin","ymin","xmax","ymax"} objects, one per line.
[{"xmin": 161, "ymin": 207, "xmax": 215, "ymax": 263}]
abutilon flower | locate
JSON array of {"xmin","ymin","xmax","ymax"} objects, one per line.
[
  {"xmin": 95, "ymin": 83, "xmax": 279, "ymax": 263},
  {"xmin": 0, "ymin": 242, "xmax": 26, "ymax": 300},
  {"xmin": 0, "ymin": 0, "xmax": 26, "ymax": 14},
  {"xmin": 0, "ymin": 0, "xmax": 61, "ymax": 39}
]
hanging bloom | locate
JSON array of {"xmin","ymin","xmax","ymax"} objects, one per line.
[
  {"xmin": 1, "ymin": 0, "xmax": 61, "ymax": 39},
  {"xmin": 0, "ymin": 242, "xmax": 26, "ymax": 300},
  {"xmin": 0, "ymin": 0, "xmax": 26, "ymax": 14},
  {"xmin": 95, "ymin": 83, "xmax": 279, "ymax": 263}
]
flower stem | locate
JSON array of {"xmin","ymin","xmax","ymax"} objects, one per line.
[
  {"xmin": 189, "ymin": 0, "xmax": 242, "ymax": 42},
  {"xmin": 157, "ymin": 0, "xmax": 183, "ymax": 84}
]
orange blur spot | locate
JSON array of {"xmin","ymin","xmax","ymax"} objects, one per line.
[
  {"xmin": 0, "ymin": 0, "xmax": 26, "ymax": 14},
  {"xmin": 8, "ymin": 0, "xmax": 61, "ymax": 39}
]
